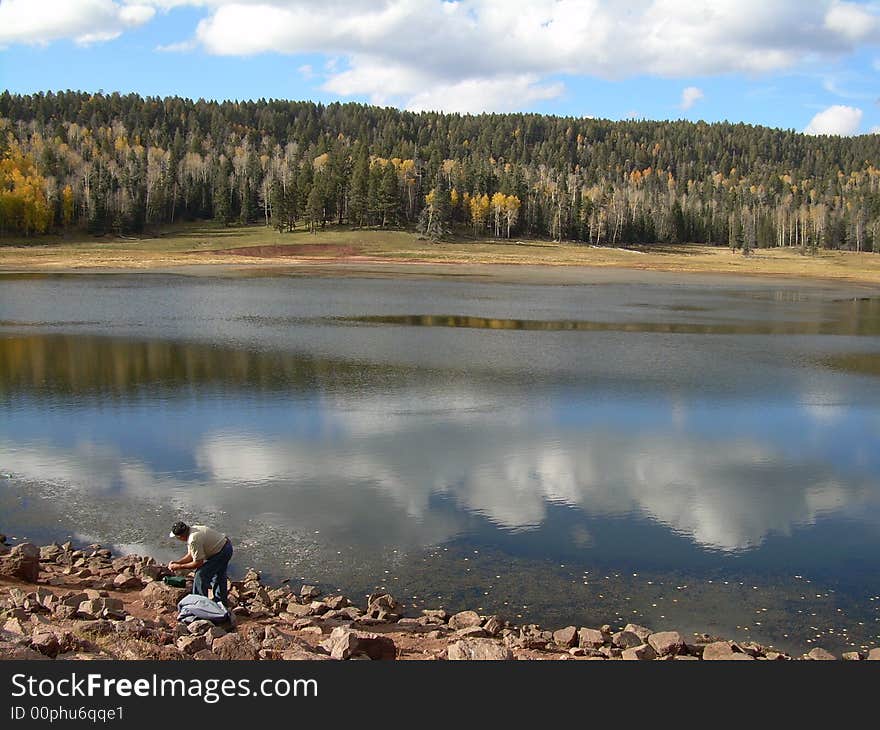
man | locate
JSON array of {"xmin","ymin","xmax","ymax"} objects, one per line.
[{"xmin": 168, "ymin": 521, "xmax": 233, "ymax": 606}]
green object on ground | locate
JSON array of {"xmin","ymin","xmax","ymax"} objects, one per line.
[{"xmin": 164, "ymin": 576, "xmax": 186, "ymax": 588}]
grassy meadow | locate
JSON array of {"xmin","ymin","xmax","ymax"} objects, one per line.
[{"xmin": 2, "ymin": 222, "xmax": 880, "ymax": 285}]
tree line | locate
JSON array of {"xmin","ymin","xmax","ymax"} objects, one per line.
[{"xmin": 1, "ymin": 90, "xmax": 879, "ymax": 252}]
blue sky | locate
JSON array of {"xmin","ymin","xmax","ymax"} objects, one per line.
[{"xmin": 0, "ymin": 1, "xmax": 878, "ymax": 135}]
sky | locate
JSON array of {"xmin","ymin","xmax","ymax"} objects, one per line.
[{"xmin": 0, "ymin": 0, "xmax": 878, "ymax": 135}]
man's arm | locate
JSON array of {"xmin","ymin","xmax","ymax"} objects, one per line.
[{"xmin": 168, "ymin": 551, "xmax": 205, "ymax": 571}]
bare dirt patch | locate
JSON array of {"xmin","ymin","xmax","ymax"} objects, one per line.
[{"xmin": 212, "ymin": 244, "xmax": 358, "ymax": 258}]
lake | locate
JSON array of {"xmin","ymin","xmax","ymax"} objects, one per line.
[{"xmin": 2, "ymin": 265, "xmax": 880, "ymax": 653}]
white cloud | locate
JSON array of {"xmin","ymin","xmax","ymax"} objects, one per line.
[
  {"xmin": 804, "ymin": 104, "xmax": 864, "ymax": 135},
  {"xmin": 155, "ymin": 39, "xmax": 196, "ymax": 52},
  {"xmin": 3, "ymin": 1, "xmax": 880, "ymax": 112},
  {"xmin": 680, "ymin": 86, "xmax": 704, "ymax": 110},
  {"xmin": 0, "ymin": 0, "xmax": 155, "ymax": 47},
  {"xmin": 872, "ymin": 126, "xmax": 880, "ymax": 134},
  {"xmin": 825, "ymin": 0, "xmax": 880, "ymax": 42},
  {"xmin": 184, "ymin": 0, "xmax": 880, "ymax": 112}
]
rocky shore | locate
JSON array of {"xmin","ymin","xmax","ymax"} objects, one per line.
[{"xmin": 0, "ymin": 535, "xmax": 873, "ymax": 662}]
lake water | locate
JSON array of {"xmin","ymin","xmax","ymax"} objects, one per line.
[{"xmin": 2, "ymin": 266, "xmax": 880, "ymax": 653}]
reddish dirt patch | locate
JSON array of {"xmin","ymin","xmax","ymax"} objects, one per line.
[{"xmin": 212, "ymin": 244, "xmax": 358, "ymax": 258}]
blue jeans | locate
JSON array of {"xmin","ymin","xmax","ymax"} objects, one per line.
[{"xmin": 193, "ymin": 539, "xmax": 232, "ymax": 605}]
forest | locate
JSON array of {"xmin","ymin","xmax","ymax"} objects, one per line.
[{"xmin": 1, "ymin": 90, "xmax": 879, "ymax": 252}]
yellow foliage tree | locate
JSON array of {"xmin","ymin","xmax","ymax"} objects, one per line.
[
  {"xmin": 0, "ymin": 143, "xmax": 51, "ymax": 236},
  {"xmin": 469, "ymin": 193, "xmax": 490, "ymax": 236}
]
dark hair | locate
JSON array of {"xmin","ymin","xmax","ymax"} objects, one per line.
[{"xmin": 171, "ymin": 521, "xmax": 189, "ymax": 537}]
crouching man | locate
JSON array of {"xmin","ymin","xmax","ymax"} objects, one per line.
[{"xmin": 168, "ymin": 521, "xmax": 233, "ymax": 606}]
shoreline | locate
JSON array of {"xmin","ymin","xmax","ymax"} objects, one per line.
[
  {"xmin": 0, "ymin": 537, "xmax": 870, "ymax": 661},
  {"xmin": 2, "ymin": 258, "xmax": 880, "ymax": 294},
  {"xmin": 2, "ymin": 226, "xmax": 880, "ymax": 288}
]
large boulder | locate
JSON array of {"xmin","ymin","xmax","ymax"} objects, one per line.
[
  {"xmin": 320, "ymin": 627, "xmax": 396, "ymax": 660},
  {"xmin": 365, "ymin": 592, "xmax": 398, "ymax": 620},
  {"xmin": 140, "ymin": 581, "xmax": 186, "ymax": 610},
  {"xmin": 623, "ymin": 623, "xmax": 653, "ymax": 642},
  {"xmin": 647, "ymin": 631, "xmax": 687, "ymax": 657},
  {"xmin": 448, "ymin": 610, "xmax": 482, "ymax": 630},
  {"xmin": 211, "ymin": 633, "xmax": 260, "ymax": 660},
  {"xmin": 578, "ymin": 628, "xmax": 608, "ymax": 649},
  {"xmin": 0, "ymin": 543, "xmax": 40, "ymax": 583},
  {"xmin": 701, "ymin": 641, "xmax": 754, "ymax": 660},
  {"xmin": 611, "ymin": 630, "xmax": 643, "ymax": 649},
  {"xmin": 447, "ymin": 638, "xmax": 513, "ymax": 661},
  {"xmin": 622, "ymin": 644, "xmax": 658, "ymax": 661},
  {"xmin": 552, "ymin": 626, "xmax": 578, "ymax": 648},
  {"xmin": 176, "ymin": 635, "xmax": 209, "ymax": 655},
  {"xmin": 806, "ymin": 648, "xmax": 836, "ymax": 661}
]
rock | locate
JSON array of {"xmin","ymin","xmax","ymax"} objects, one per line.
[
  {"xmin": 647, "ymin": 631, "xmax": 687, "ymax": 657},
  {"xmin": 193, "ymin": 649, "xmax": 219, "ymax": 661},
  {"xmin": 29, "ymin": 630, "xmax": 61, "ymax": 658},
  {"xmin": 76, "ymin": 599, "xmax": 105, "ymax": 620},
  {"xmin": 578, "ymin": 628, "xmax": 607, "ymax": 649},
  {"xmin": 34, "ymin": 587, "xmax": 56, "ymax": 609},
  {"xmin": 281, "ymin": 646, "xmax": 332, "ymax": 661},
  {"xmin": 553, "ymin": 626, "xmax": 578, "ymax": 648},
  {"xmin": 622, "ymin": 644, "xmax": 658, "ymax": 661},
  {"xmin": 867, "ymin": 648, "xmax": 880, "ymax": 661},
  {"xmin": 612, "ymin": 630, "xmax": 643, "ymax": 649},
  {"xmin": 300, "ymin": 585, "xmax": 321, "ymax": 600},
  {"xmin": 85, "ymin": 620, "xmax": 115, "ymax": 637},
  {"xmin": 140, "ymin": 581, "xmax": 186, "ymax": 610},
  {"xmin": 320, "ymin": 627, "xmax": 397, "ymax": 660},
  {"xmin": 447, "ymin": 638, "xmax": 513, "ymax": 661},
  {"xmin": 77, "ymin": 597, "xmax": 125, "ymax": 621},
  {"xmin": 60, "ymin": 592, "xmax": 89, "ymax": 609},
  {"xmin": 702, "ymin": 642, "xmax": 754, "ymax": 660},
  {"xmin": 456, "ymin": 626, "xmax": 489, "ymax": 639},
  {"xmin": 284, "ymin": 602, "xmax": 313, "ymax": 617},
  {"xmin": 308, "ymin": 601, "xmax": 330, "ymax": 615},
  {"xmin": 176, "ymin": 635, "xmax": 209, "ymax": 655},
  {"xmin": 0, "ymin": 640, "xmax": 49, "ymax": 660},
  {"xmin": 324, "ymin": 595, "xmax": 349, "ymax": 610},
  {"xmin": 482, "ymin": 615, "xmax": 504, "ymax": 636},
  {"xmin": 40, "ymin": 544, "xmax": 63, "ymax": 562},
  {"xmin": 336, "ymin": 607, "xmax": 362, "ymax": 621},
  {"xmin": 624, "ymin": 624, "xmax": 653, "ymax": 641},
  {"xmin": 137, "ymin": 564, "xmax": 167, "ymax": 582},
  {"xmin": 366, "ymin": 592, "xmax": 398, "ymax": 617},
  {"xmin": 448, "ymin": 610, "xmax": 483, "ymax": 630},
  {"xmin": 0, "ymin": 543, "xmax": 40, "ymax": 582},
  {"xmin": 211, "ymin": 633, "xmax": 259, "ymax": 661},
  {"xmin": 184, "ymin": 619, "xmax": 214, "ymax": 636},
  {"xmin": 3, "ymin": 617, "xmax": 28, "ymax": 635},
  {"xmin": 764, "ymin": 652, "xmax": 789, "ymax": 661},
  {"xmin": 101, "ymin": 598, "xmax": 126, "ymax": 621},
  {"xmin": 422, "ymin": 609, "xmax": 449, "ymax": 624},
  {"xmin": 700, "ymin": 641, "xmax": 734, "ymax": 660},
  {"xmin": 806, "ymin": 648, "xmax": 836, "ymax": 661},
  {"xmin": 842, "ymin": 652, "xmax": 863, "ymax": 661},
  {"xmin": 113, "ymin": 573, "xmax": 143, "ymax": 590}
]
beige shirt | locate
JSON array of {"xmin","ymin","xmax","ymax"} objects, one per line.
[{"xmin": 187, "ymin": 525, "xmax": 227, "ymax": 561}]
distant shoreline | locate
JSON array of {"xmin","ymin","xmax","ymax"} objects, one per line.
[{"xmin": 2, "ymin": 225, "xmax": 880, "ymax": 287}]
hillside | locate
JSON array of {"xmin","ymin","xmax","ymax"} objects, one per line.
[{"xmin": 1, "ymin": 91, "xmax": 879, "ymax": 253}]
